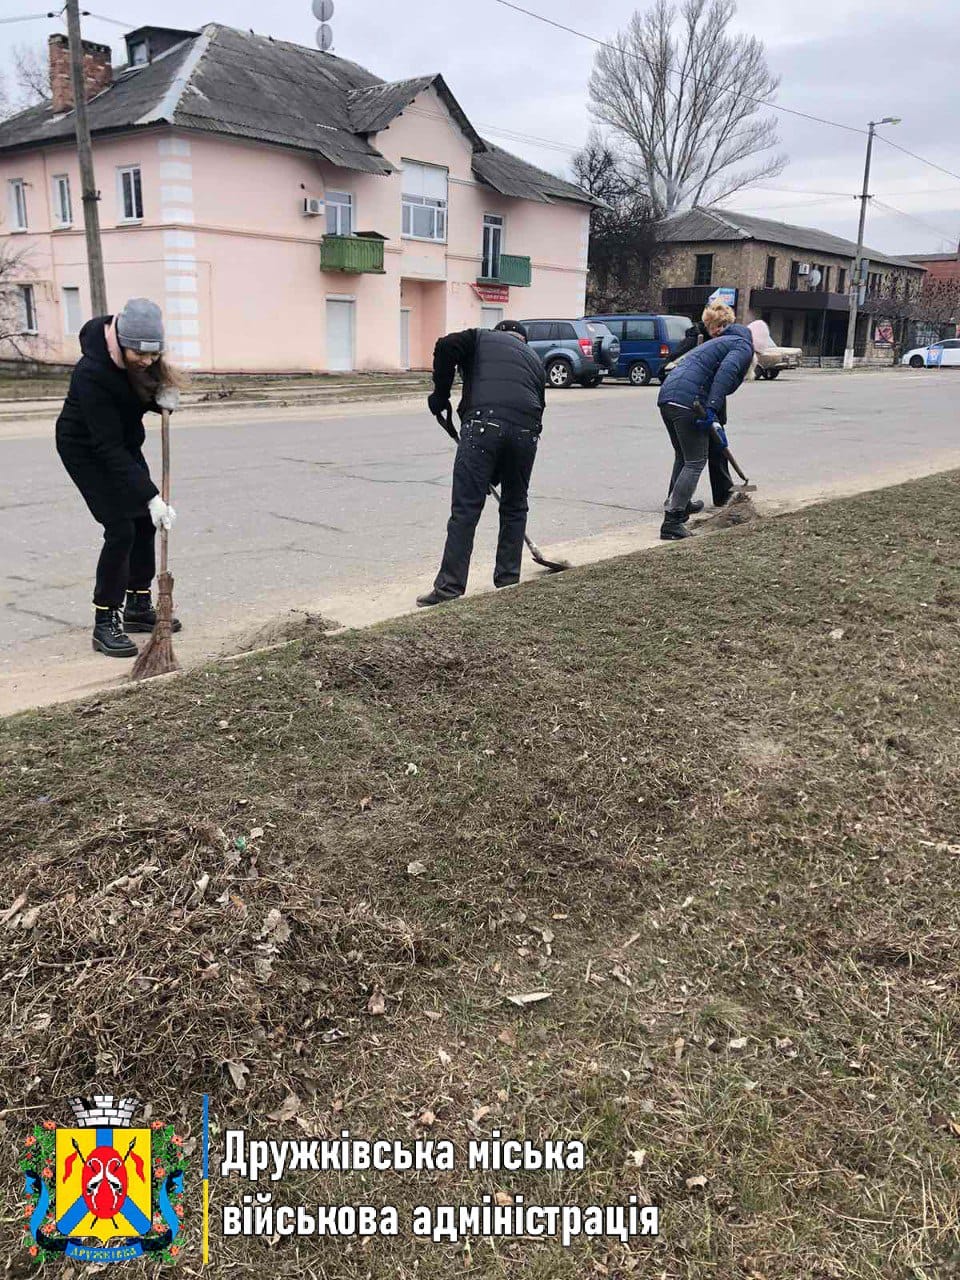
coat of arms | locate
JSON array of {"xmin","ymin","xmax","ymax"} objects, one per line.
[{"xmin": 21, "ymin": 1095, "xmax": 187, "ymax": 1264}]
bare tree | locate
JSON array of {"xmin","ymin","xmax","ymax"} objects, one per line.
[
  {"xmin": 0, "ymin": 68, "xmax": 12, "ymax": 121},
  {"xmin": 0, "ymin": 243, "xmax": 43, "ymax": 362},
  {"xmin": 11, "ymin": 42, "xmax": 51, "ymax": 107},
  {"xmin": 588, "ymin": 0, "xmax": 786, "ymax": 218},
  {"xmin": 572, "ymin": 131, "xmax": 659, "ymax": 312}
]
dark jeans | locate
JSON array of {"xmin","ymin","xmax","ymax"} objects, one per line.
[
  {"xmin": 94, "ymin": 516, "xmax": 156, "ymax": 608},
  {"xmin": 662, "ymin": 404, "xmax": 709, "ymax": 513},
  {"xmin": 707, "ymin": 432, "xmax": 734, "ymax": 506},
  {"xmin": 434, "ymin": 415, "xmax": 539, "ymax": 599}
]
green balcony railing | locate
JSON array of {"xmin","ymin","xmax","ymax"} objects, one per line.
[
  {"xmin": 477, "ymin": 253, "xmax": 532, "ymax": 288},
  {"xmin": 320, "ymin": 234, "xmax": 386, "ymax": 274}
]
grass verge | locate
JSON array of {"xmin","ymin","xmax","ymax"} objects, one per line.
[{"xmin": 1, "ymin": 473, "xmax": 958, "ymax": 1279}]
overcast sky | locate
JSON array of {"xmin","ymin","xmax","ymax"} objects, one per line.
[{"xmin": 2, "ymin": 0, "xmax": 957, "ymax": 254}]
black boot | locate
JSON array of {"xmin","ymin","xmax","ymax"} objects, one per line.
[
  {"xmin": 682, "ymin": 500, "xmax": 705, "ymax": 522},
  {"xmin": 123, "ymin": 590, "xmax": 182, "ymax": 633},
  {"xmin": 660, "ymin": 509, "xmax": 693, "ymax": 541},
  {"xmin": 92, "ymin": 608, "xmax": 138, "ymax": 658},
  {"xmin": 416, "ymin": 590, "xmax": 458, "ymax": 608}
]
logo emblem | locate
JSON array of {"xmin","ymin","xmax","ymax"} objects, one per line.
[{"xmin": 22, "ymin": 1096, "xmax": 187, "ymax": 1264}]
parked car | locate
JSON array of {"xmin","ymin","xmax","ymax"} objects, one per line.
[
  {"xmin": 754, "ymin": 345, "xmax": 802, "ymax": 380},
  {"xmin": 584, "ymin": 313, "xmax": 692, "ymax": 385},
  {"xmin": 901, "ymin": 338, "xmax": 960, "ymax": 368},
  {"xmin": 521, "ymin": 319, "xmax": 621, "ymax": 388}
]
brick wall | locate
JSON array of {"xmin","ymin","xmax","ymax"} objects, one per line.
[
  {"xmin": 658, "ymin": 236, "xmax": 925, "ymax": 321},
  {"xmin": 49, "ymin": 34, "xmax": 112, "ymax": 114}
]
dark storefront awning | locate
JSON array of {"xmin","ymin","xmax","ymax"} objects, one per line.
[{"xmin": 750, "ymin": 289, "xmax": 849, "ymax": 312}]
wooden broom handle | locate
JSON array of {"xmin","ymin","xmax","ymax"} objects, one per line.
[{"xmin": 160, "ymin": 407, "xmax": 171, "ymax": 575}]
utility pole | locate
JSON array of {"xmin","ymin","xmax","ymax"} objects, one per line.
[
  {"xmin": 843, "ymin": 116, "xmax": 900, "ymax": 370},
  {"xmin": 66, "ymin": 0, "xmax": 108, "ymax": 315}
]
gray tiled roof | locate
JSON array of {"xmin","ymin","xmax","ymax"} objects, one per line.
[
  {"xmin": 0, "ymin": 23, "xmax": 595, "ymax": 204},
  {"xmin": 473, "ymin": 143, "xmax": 598, "ymax": 205},
  {"xmin": 658, "ymin": 206, "xmax": 923, "ymax": 271},
  {"xmin": 0, "ymin": 38, "xmax": 198, "ymax": 152}
]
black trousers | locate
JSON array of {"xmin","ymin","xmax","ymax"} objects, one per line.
[
  {"xmin": 707, "ymin": 433, "xmax": 734, "ymax": 506},
  {"xmin": 95, "ymin": 516, "xmax": 156, "ymax": 609},
  {"xmin": 434, "ymin": 415, "xmax": 539, "ymax": 599},
  {"xmin": 664, "ymin": 411, "xmax": 734, "ymax": 507}
]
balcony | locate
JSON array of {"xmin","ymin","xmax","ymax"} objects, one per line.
[
  {"xmin": 321, "ymin": 233, "xmax": 386, "ymax": 274},
  {"xmin": 477, "ymin": 253, "xmax": 532, "ymax": 288}
]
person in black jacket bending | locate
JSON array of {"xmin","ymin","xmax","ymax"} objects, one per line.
[
  {"xmin": 55, "ymin": 298, "xmax": 182, "ymax": 658},
  {"xmin": 417, "ymin": 320, "xmax": 545, "ymax": 607}
]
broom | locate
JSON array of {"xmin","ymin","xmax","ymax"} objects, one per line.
[
  {"xmin": 131, "ymin": 407, "xmax": 179, "ymax": 679},
  {"xmin": 436, "ymin": 408, "xmax": 571, "ymax": 573}
]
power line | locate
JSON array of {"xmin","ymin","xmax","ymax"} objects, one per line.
[
  {"xmin": 493, "ymin": 0, "xmax": 867, "ymax": 136},
  {"xmin": 493, "ymin": 0, "xmax": 960, "ymax": 193},
  {"xmin": 748, "ymin": 184, "xmax": 855, "ymax": 197},
  {"xmin": 873, "ymin": 133, "xmax": 960, "ymax": 185},
  {"xmin": 0, "ymin": 12, "xmax": 55, "ymax": 23},
  {"xmin": 871, "ymin": 199, "xmax": 959, "ymax": 245},
  {"xmin": 82, "ymin": 10, "xmax": 131, "ymax": 27}
]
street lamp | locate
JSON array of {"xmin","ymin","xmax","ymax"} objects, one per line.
[{"xmin": 843, "ymin": 117, "xmax": 901, "ymax": 369}]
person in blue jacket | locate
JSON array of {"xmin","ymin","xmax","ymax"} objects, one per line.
[{"xmin": 656, "ymin": 317, "xmax": 768, "ymax": 540}]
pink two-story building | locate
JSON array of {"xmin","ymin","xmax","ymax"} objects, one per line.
[{"xmin": 0, "ymin": 24, "xmax": 597, "ymax": 373}]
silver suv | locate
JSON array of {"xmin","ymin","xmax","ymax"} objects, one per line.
[{"xmin": 521, "ymin": 319, "xmax": 621, "ymax": 389}]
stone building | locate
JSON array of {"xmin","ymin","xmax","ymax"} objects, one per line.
[{"xmin": 656, "ymin": 207, "xmax": 926, "ymax": 361}]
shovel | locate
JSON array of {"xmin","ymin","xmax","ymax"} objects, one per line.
[{"xmin": 692, "ymin": 400, "xmax": 756, "ymax": 493}]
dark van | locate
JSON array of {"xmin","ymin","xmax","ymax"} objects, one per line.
[{"xmin": 585, "ymin": 314, "xmax": 693, "ymax": 385}]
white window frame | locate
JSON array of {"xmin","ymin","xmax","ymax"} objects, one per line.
[
  {"xmin": 401, "ymin": 161, "xmax": 448, "ymax": 244},
  {"xmin": 325, "ymin": 190, "xmax": 353, "ymax": 237},
  {"xmin": 482, "ymin": 213, "xmax": 504, "ymax": 279},
  {"xmin": 62, "ymin": 286, "xmax": 82, "ymax": 337},
  {"xmin": 117, "ymin": 165, "xmax": 143, "ymax": 222},
  {"xmin": 20, "ymin": 284, "xmax": 38, "ymax": 334},
  {"xmin": 9, "ymin": 179, "xmax": 28, "ymax": 231},
  {"xmin": 52, "ymin": 174, "xmax": 73, "ymax": 228},
  {"xmin": 129, "ymin": 40, "xmax": 148, "ymax": 66}
]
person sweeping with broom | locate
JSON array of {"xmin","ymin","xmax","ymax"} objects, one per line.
[{"xmin": 55, "ymin": 298, "xmax": 182, "ymax": 658}]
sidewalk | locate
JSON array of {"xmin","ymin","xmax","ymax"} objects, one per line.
[{"xmin": 0, "ymin": 370, "xmax": 433, "ymax": 427}]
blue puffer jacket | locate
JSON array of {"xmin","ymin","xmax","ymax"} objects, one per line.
[{"xmin": 657, "ymin": 324, "xmax": 754, "ymax": 416}]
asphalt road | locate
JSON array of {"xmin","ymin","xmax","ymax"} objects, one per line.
[{"xmin": 1, "ymin": 369, "xmax": 958, "ymax": 701}]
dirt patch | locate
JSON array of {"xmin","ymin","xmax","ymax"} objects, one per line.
[
  {"xmin": 223, "ymin": 608, "xmax": 341, "ymax": 655},
  {"xmin": 693, "ymin": 490, "xmax": 760, "ymax": 530}
]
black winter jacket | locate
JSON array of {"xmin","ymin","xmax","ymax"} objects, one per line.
[
  {"xmin": 432, "ymin": 329, "xmax": 545, "ymax": 430},
  {"xmin": 55, "ymin": 316, "xmax": 159, "ymax": 523},
  {"xmin": 657, "ymin": 324, "xmax": 754, "ymax": 417}
]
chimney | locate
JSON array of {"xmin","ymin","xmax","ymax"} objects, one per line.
[{"xmin": 49, "ymin": 33, "xmax": 113, "ymax": 114}]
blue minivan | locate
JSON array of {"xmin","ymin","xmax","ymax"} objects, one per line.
[{"xmin": 585, "ymin": 313, "xmax": 693, "ymax": 385}]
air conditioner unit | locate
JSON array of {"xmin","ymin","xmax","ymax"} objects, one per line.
[
  {"xmin": 798, "ymin": 262, "xmax": 811, "ymax": 275},
  {"xmin": 303, "ymin": 197, "xmax": 324, "ymax": 216}
]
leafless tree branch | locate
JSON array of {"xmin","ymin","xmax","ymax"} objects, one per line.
[{"xmin": 588, "ymin": 0, "xmax": 785, "ymax": 217}]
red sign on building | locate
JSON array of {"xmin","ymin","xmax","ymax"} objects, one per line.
[{"xmin": 472, "ymin": 284, "xmax": 509, "ymax": 304}]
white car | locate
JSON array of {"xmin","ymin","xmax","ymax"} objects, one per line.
[{"xmin": 901, "ymin": 338, "xmax": 960, "ymax": 368}]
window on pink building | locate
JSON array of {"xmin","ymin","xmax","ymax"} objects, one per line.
[
  {"xmin": 402, "ymin": 161, "xmax": 448, "ymax": 242},
  {"xmin": 326, "ymin": 190, "xmax": 353, "ymax": 236}
]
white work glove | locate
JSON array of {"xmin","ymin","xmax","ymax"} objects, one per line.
[
  {"xmin": 155, "ymin": 385, "xmax": 180, "ymax": 412},
  {"xmin": 148, "ymin": 495, "xmax": 177, "ymax": 531}
]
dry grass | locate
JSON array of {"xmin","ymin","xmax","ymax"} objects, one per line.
[{"xmin": 1, "ymin": 472, "xmax": 959, "ymax": 1278}]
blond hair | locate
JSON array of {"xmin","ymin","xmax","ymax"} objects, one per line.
[{"xmin": 702, "ymin": 302, "xmax": 736, "ymax": 335}]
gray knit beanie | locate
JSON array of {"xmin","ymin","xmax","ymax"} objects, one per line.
[{"xmin": 116, "ymin": 298, "xmax": 164, "ymax": 353}]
